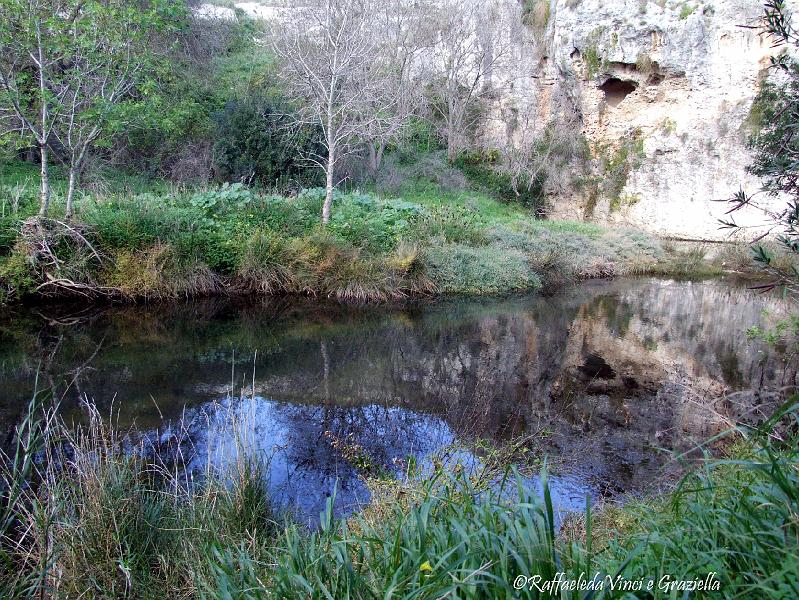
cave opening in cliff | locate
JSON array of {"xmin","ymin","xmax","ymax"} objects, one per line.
[{"xmin": 599, "ymin": 77, "xmax": 638, "ymax": 107}]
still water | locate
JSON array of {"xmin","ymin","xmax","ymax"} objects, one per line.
[{"xmin": 0, "ymin": 278, "xmax": 794, "ymax": 521}]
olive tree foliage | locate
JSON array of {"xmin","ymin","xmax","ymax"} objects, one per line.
[
  {"xmin": 0, "ymin": 0, "xmax": 183, "ymax": 217},
  {"xmin": 270, "ymin": 0, "xmax": 407, "ymax": 224},
  {"xmin": 724, "ymin": 0, "xmax": 799, "ymax": 294},
  {"xmin": 426, "ymin": 0, "xmax": 526, "ymax": 162}
]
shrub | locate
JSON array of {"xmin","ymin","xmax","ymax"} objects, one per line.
[
  {"xmin": 7, "ymin": 218, "xmax": 109, "ymax": 298},
  {"xmin": 390, "ymin": 118, "xmax": 446, "ymax": 164},
  {"xmin": 211, "ymin": 97, "xmax": 323, "ymax": 189},
  {"xmin": 243, "ymin": 193, "xmax": 323, "ymax": 237},
  {"xmin": 85, "ymin": 193, "xmax": 244, "ymax": 273},
  {"xmin": 236, "ymin": 228, "xmax": 316, "ymax": 294},
  {"xmin": 374, "ymin": 152, "xmax": 469, "ymax": 196},
  {"xmin": 83, "ymin": 194, "xmax": 205, "ymax": 249},
  {"xmin": 678, "ymin": 3, "xmax": 696, "ymax": 19},
  {"xmin": 425, "ymin": 242, "xmax": 540, "ymax": 294},
  {"xmin": 188, "ymin": 183, "xmax": 255, "ymax": 215},
  {"xmin": 0, "ymin": 246, "xmax": 37, "ymax": 301},
  {"xmin": 594, "ymin": 133, "xmax": 646, "ymax": 203},
  {"xmin": 489, "ymin": 225, "xmax": 580, "ymax": 287},
  {"xmin": 0, "ymin": 182, "xmax": 39, "ymax": 255},
  {"xmin": 328, "ymin": 193, "xmax": 422, "ymax": 253},
  {"xmin": 521, "ymin": 0, "xmax": 551, "ymax": 30},
  {"xmin": 455, "ymin": 149, "xmax": 545, "ymax": 209},
  {"xmin": 412, "ymin": 202, "xmax": 488, "ymax": 246},
  {"xmin": 101, "ymin": 243, "xmax": 221, "ymax": 299}
]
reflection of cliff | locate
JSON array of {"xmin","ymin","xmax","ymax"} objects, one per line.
[
  {"xmin": 250, "ymin": 283, "xmax": 783, "ymax": 489},
  {"xmin": 1, "ymin": 278, "xmax": 794, "ymax": 494}
]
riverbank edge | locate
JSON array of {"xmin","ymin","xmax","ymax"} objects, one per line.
[{"xmin": 0, "ymin": 237, "xmax": 726, "ymax": 307}]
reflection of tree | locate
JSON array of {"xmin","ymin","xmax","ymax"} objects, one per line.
[
  {"xmin": 2, "ymin": 279, "xmax": 796, "ymax": 497},
  {"xmin": 0, "ymin": 305, "xmax": 110, "ymax": 443},
  {"xmin": 176, "ymin": 397, "xmax": 459, "ymax": 519},
  {"xmin": 269, "ymin": 402, "xmax": 451, "ymax": 483}
]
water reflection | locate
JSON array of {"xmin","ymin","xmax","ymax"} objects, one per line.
[
  {"xmin": 167, "ymin": 396, "xmax": 594, "ymax": 523},
  {"xmin": 0, "ymin": 278, "xmax": 794, "ymax": 518}
]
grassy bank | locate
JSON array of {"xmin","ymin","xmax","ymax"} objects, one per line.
[
  {"xmin": 0, "ymin": 160, "xmax": 718, "ymax": 304},
  {"xmin": 1, "ymin": 398, "xmax": 796, "ymax": 598}
]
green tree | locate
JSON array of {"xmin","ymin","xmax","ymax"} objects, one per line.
[
  {"xmin": 725, "ymin": 1, "xmax": 799, "ymax": 294},
  {"xmin": 0, "ymin": 0, "xmax": 185, "ymax": 217}
]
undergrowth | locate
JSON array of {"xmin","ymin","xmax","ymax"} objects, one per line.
[{"xmin": 0, "ymin": 159, "xmax": 715, "ymax": 304}]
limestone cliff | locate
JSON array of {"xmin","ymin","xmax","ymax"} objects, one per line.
[{"xmin": 504, "ymin": 0, "xmax": 780, "ymax": 239}]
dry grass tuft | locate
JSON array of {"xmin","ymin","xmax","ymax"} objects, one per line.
[{"xmin": 102, "ymin": 242, "xmax": 222, "ymax": 300}]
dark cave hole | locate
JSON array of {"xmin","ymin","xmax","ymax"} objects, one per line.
[
  {"xmin": 599, "ymin": 77, "xmax": 638, "ymax": 107},
  {"xmin": 579, "ymin": 353, "xmax": 617, "ymax": 380}
]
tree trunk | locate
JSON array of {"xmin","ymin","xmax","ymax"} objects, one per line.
[
  {"xmin": 320, "ymin": 340, "xmax": 330, "ymax": 401},
  {"xmin": 446, "ymin": 122, "xmax": 458, "ymax": 162},
  {"xmin": 38, "ymin": 141, "xmax": 50, "ymax": 216},
  {"xmin": 36, "ymin": 29, "xmax": 50, "ymax": 218},
  {"xmin": 376, "ymin": 143, "xmax": 385, "ymax": 172},
  {"xmin": 323, "ymin": 145, "xmax": 334, "ymax": 225},
  {"xmin": 368, "ymin": 143, "xmax": 378, "ymax": 174},
  {"xmin": 65, "ymin": 165, "xmax": 78, "ymax": 220},
  {"xmin": 367, "ymin": 142, "xmax": 386, "ymax": 174}
]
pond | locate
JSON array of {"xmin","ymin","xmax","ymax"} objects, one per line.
[{"xmin": 0, "ymin": 277, "xmax": 794, "ymax": 523}]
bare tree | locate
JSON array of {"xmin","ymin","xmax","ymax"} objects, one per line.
[
  {"xmin": 502, "ymin": 115, "xmax": 589, "ymax": 203},
  {"xmin": 426, "ymin": 0, "xmax": 523, "ymax": 161},
  {"xmin": 0, "ymin": 0, "xmax": 179, "ymax": 218},
  {"xmin": 359, "ymin": 0, "xmax": 436, "ymax": 174},
  {"xmin": 270, "ymin": 0, "xmax": 398, "ymax": 224}
]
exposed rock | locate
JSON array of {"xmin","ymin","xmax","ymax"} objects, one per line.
[
  {"xmin": 510, "ymin": 0, "xmax": 782, "ymax": 239},
  {"xmin": 193, "ymin": 3, "xmax": 237, "ymax": 20}
]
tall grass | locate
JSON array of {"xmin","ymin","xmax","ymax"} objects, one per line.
[
  {"xmin": 0, "ymin": 398, "xmax": 281, "ymax": 598},
  {"xmin": 0, "ymin": 397, "xmax": 579, "ymax": 599},
  {"xmin": 267, "ymin": 473, "xmax": 564, "ymax": 600},
  {"xmin": 2, "ymin": 395, "xmax": 798, "ymax": 598},
  {"xmin": 575, "ymin": 401, "xmax": 799, "ymax": 599}
]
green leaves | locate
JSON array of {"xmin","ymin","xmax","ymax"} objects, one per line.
[
  {"xmin": 0, "ymin": 0, "xmax": 188, "ymax": 167},
  {"xmin": 190, "ymin": 183, "xmax": 256, "ymax": 215},
  {"xmin": 725, "ymin": 1, "xmax": 799, "ymax": 291}
]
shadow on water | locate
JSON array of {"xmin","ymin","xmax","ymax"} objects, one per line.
[{"xmin": 1, "ymin": 277, "xmax": 796, "ymax": 520}]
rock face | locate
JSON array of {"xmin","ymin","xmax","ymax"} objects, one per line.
[{"xmin": 500, "ymin": 0, "xmax": 780, "ymax": 239}]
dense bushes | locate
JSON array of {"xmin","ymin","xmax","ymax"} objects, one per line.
[
  {"xmin": 455, "ymin": 149, "xmax": 546, "ymax": 211},
  {"xmin": 211, "ymin": 98, "xmax": 324, "ymax": 189},
  {"xmin": 0, "ymin": 159, "xmax": 708, "ymax": 304},
  {"xmin": 426, "ymin": 243, "xmax": 541, "ymax": 294}
]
